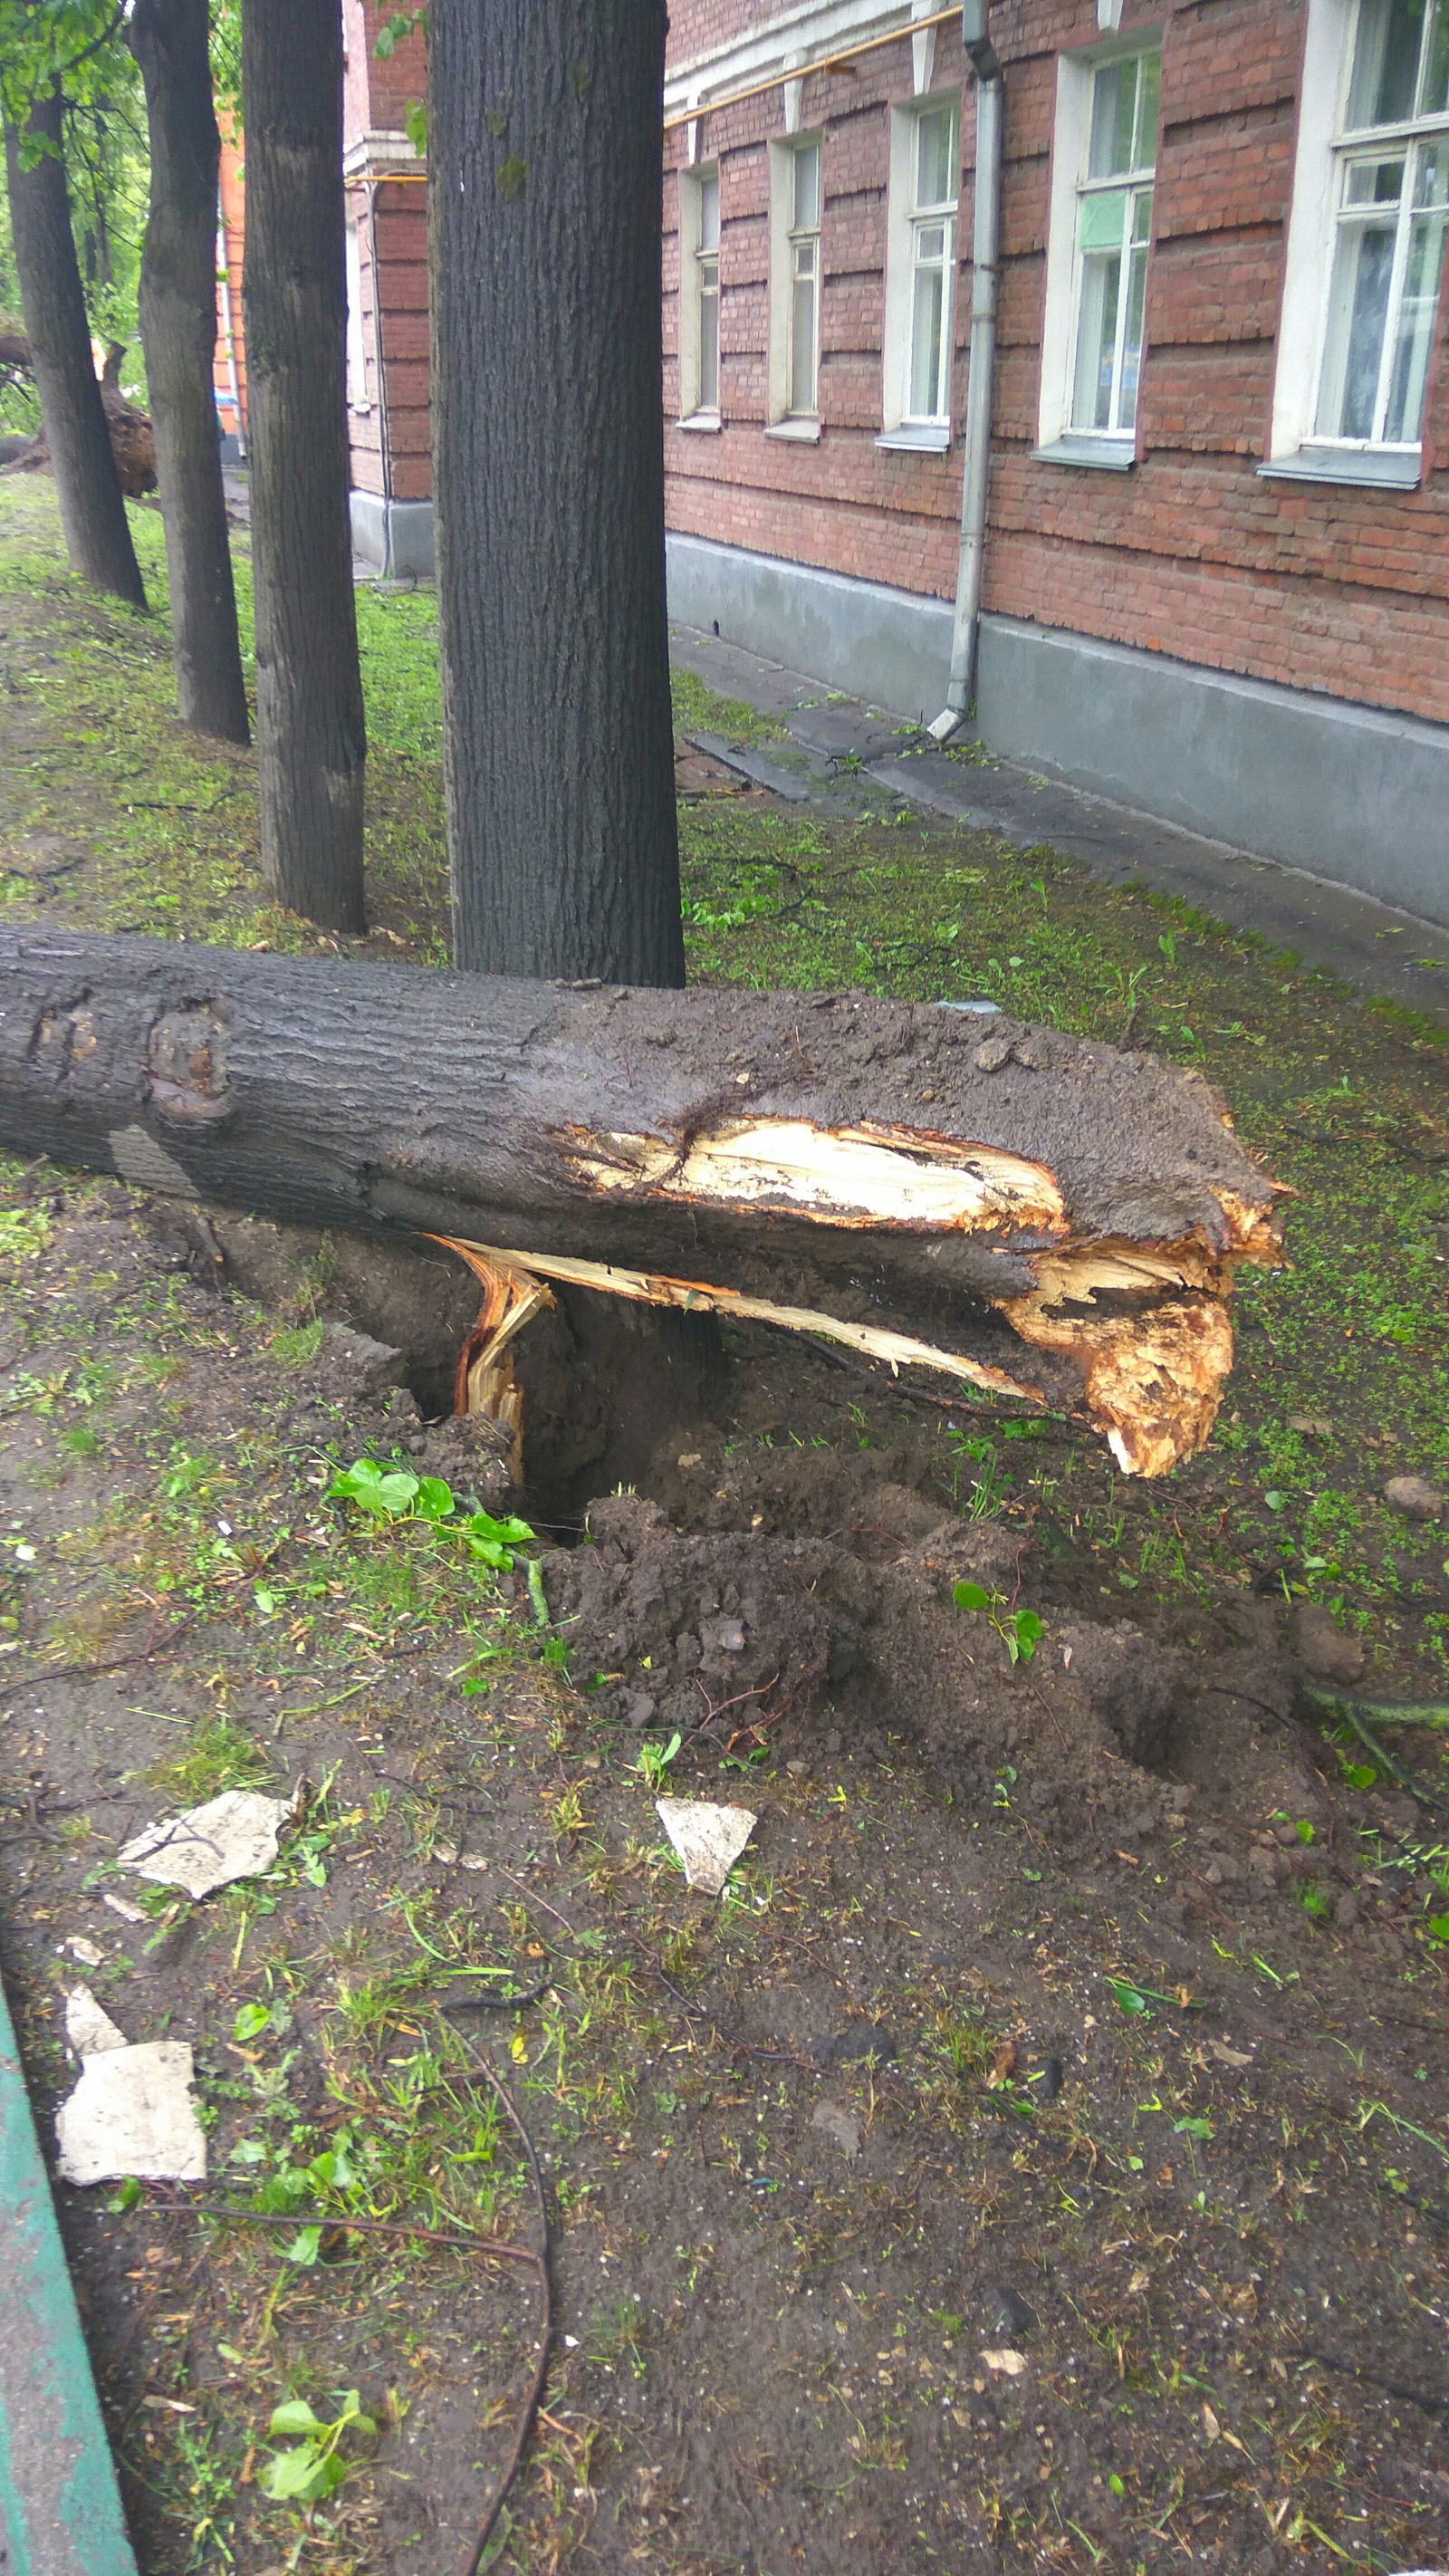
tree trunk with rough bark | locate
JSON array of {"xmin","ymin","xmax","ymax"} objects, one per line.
[
  {"xmin": 429, "ymin": 0, "xmax": 684, "ymax": 985},
  {"xmin": 3, "ymin": 87, "xmax": 148, "ymax": 608},
  {"xmin": 241, "ymin": 0, "xmax": 365, "ymax": 930},
  {"xmin": 130, "ymin": 0, "xmax": 249, "ymax": 744},
  {"xmin": 0, "ymin": 928, "xmax": 1285, "ymax": 1475}
]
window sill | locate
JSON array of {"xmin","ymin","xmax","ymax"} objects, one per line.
[
  {"xmin": 677, "ymin": 411, "xmax": 722, "ymax": 434},
  {"xmin": 1032, "ymin": 436, "xmax": 1135, "ymax": 472},
  {"xmin": 764, "ymin": 417, "xmax": 821, "ymax": 443},
  {"xmin": 875, "ymin": 425, "xmax": 951, "ymax": 454},
  {"xmin": 1257, "ymin": 444, "xmax": 1421, "ymax": 491}
]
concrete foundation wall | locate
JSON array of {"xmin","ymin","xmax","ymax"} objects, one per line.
[
  {"xmin": 665, "ymin": 533, "xmax": 1449, "ymax": 931},
  {"xmin": 350, "ymin": 491, "xmax": 436, "ymax": 581}
]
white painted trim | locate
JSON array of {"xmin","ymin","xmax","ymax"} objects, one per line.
[
  {"xmin": 1037, "ymin": 29, "xmax": 1161, "ymax": 454},
  {"xmin": 882, "ymin": 91, "xmax": 961, "ymax": 434},
  {"xmin": 1271, "ymin": 0, "xmax": 1353, "ymax": 459},
  {"xmin": 768, "ymin": 133, "xmax": 823, "ymax": 425},
  {"xmin": 911, "ymin": 0, "xmax": 938, "ymax": 95},
  {"xmin": 342, "ymin": 130, "xmax": 425, "ymax": 178},
  {"xmin": 678, "ymin": 162, "xmax": 719, "ymax": 423},
  {"xmin": 665, "ymin": 0, "xmax": 920, "ymax": 119}
]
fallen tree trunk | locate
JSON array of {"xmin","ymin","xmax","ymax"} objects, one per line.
[{"xmin": 0, "ymin": 929, "xmax": 1283, "ymax": 1473}]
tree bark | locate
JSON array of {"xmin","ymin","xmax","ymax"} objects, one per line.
[
  {"xmin": 3, "ymin": 88, "xmax": 148, "ymax": 609},
  {"xmin": 0, "ymin": 928, "xmax": 1284, "ymax": 1474},
  {"xmin": 429, "ymin": 0, "xmax": 684, "ymax": 985},
  {"xmin": 130, "ymin": 0, "xmax": 250, "ymax": 744},
  {"xmin": 241, "ymin": 0, "xmax": 365, "ymax": 930}
]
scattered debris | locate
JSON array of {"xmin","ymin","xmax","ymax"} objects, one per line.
[
  {"xmin": 655, "ymin": 1794, "xmax": 757, "ymax": 1896},
  {"xmin": 1207, "ymin": 2037, "xmax": 1253, "ymax": 2070},
  {"xmin": 980, "ymin": 2347, "xmax": 1029, "ymax": 2377},
  {"xmin": 101, "ymin": 1889, "xmax": 148, "ymax": 1925},
  {"xmin": 55, "ymin": 2042, "xmax": 206, "ymax": 2185},
  {"xmin": 1384, "ymin": 1474, "xmax": 1444, "ymax": 1521},
  {"xmin": 63, "ymin": 1985, "xmax": 127, "ymax": 2058},
  {"xmin": 1288, "ymin": 1414, "xmax": 1334, "ymax": 1436},
  {"xmin": 986, "ymin": 2036, "xmax": 1017, "ymax": 2088},
  {"xmin": 810, "ymin": 2101, "xmax": 861, "ymax": 2158},
  {"xmin": 119, "ymin": 1785, "xmax": 299, "ymax": 1899},
  {"xmin": 62, "ymin": 1935, "xmax": 105, "ymax": 1968},
  {"xmin": 433, "ymin": 1840, "xmax": 489, "ymax": 1872}
]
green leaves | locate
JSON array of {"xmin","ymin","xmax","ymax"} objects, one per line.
[
  {"xmin": 952, "ymin": 1581, "xmax": 1043, "ymax": 1666},
  {"xmin": 328, "ymin": 1457, "xmax": 534, "ymax": 1571},
  {"xmin": 260, "ymin": 2389, "xmax": 377, "ymax": 2504}
]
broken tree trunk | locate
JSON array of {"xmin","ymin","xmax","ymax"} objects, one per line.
[{"xmin": 0, "ymin": 930, "xmax": 1283, "ymax": 1474}]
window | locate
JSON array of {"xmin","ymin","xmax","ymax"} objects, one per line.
[
  {"xmin": 1269, "ymin": 0, "xmax": 1449, "ymax": 485},
  {"xmin": 1317, "ymin": 0, "xmax": 1449, "ymax": 447},
  {"xmin": 1036, "ymin": 43, "xmax": 1160, "ymax": 467},
  {"xmin": 880, "ymin": 100, "xmax": 959, "ymax": 448},
  {"xmin": 1070, "ymin": 53, "xmax": 1159, "ymax": 436},
  {"xmin": 907, "ymin": 104, "xmax": 958, "ymax": 421},
  {"xmin": 678, "ymin": 164, "xmax": 721, "ymax": 424},
  {"xmin": 768, "ymin": 137, "xmax": 822, "ymax": 435},
  {"xmin": 344, "ymin": 219, "xmax": 369, "ymax": 413},
  {"xmin": 787, "ymin": 140, "xmax": 821, "ymax": 416}
]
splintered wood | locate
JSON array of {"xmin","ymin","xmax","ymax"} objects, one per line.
[{"xmin": 0, "ymin": 936, "xmax": 1285, "ymax": 1474}]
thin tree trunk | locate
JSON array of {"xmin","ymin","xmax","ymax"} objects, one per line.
[
  {"xmin": 0, "ymin": 928, "xmax": 1285, "ymax": 1475},
  {"xmin": 3, "ymin": 87, "xmax": 148, "ymax": 609},
  {"xmin": 241, "ymin": 0, "xmax": 365, "ymax": 931},
  {"xmin": 430, "ymin": 0, "xmax": 684, "ymax": 985},
  {"xmin": 130, "ymin": 0, "xmax": 250, "ymax": 744}
]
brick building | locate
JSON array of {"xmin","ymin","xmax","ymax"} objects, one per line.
[{"xmin": 251, "ymin": 0, "xmax": 1449, "ymax": 923}]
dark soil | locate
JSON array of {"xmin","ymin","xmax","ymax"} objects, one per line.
[{"xmin": 1, "ymin": 1170, "xmax": 1446, "ymax": 2576}]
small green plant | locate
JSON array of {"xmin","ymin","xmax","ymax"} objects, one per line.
[
  {"xmin": 635, "ymin": 1730, "xmax": 682, "ymax": 1791},
  {"xmin": 329, "ymin": 1459, "xmax": 533, "ymax": 1569},
  {"xmin": 259, "ymin": 2389, "xmax": 377, "ymax": 2504},
  {"xmin": 952, "ymin": 1579, "xmax": 1043, "ymax": 1666}
]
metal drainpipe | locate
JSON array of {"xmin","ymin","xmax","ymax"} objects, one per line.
[{"xmin": 929, "ymin": 5, "xmax": 1002, "ymax": 741}]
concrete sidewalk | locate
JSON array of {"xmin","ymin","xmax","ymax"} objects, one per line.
[{"xmin": 671, "ymin": 620, "xmax": 1449, "ymax": 1024}]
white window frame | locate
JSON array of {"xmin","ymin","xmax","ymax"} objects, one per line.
[
  {"xmin": 768, "ymin": 133, "xmax": 823, "ymax": 439},
  {"xmin": 1267, "ymin": 0, "xmax": 1449, "ymax": 486},
  {"xmin": 344, "ymin": 216, "xmax": 370, "ymax": 415},
  {"xmin": 1036, "ymin": 32, "xmax": 1162, "ymax": 470},
  {"xmin": 678, "ymin": 162, "xmax": 722, "ymax": 428},
  {"xmin": 879, "ymin": 94, "xmax": 960, "ymax": 451}
]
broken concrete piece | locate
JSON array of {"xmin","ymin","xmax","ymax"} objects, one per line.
[
  {"xmin": 64, "ymin": 1985, "xmax": 127, "ymax": 2058},
  {"xmin": 656, "ymin": 1795, "xmax": 757, "ymax": 1896},
  {"xmin": 55, "ymin": 2042, "xmax": 206, "ymax": 2185},
  {"xmin": 810, "ymin": 2101, "xmax": 861, "ymax": 2158},
  {"xmin": 62, "ymin": 1935, "xmax": 105, "ymax": 1968},
  {"xmin": 101, "ymin": 1889, "xmax": 148, "ymax": 1924},
  {"xmin": 119, "ymin": 1786, "xmax": 297, "ymax": 1899},
  {"xmin": 1385, "ymin": 1474, "xmax": 1444, "ymax": 1521},
  {"xmin": 980, "ymin": 2347, "xmax": 1029, "ymax": 2377}
]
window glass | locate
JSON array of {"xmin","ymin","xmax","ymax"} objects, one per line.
[
  {"xmin": 786, "ymin": 141, "xmax": 821, "ymax": 415},
  {"xmin": 1317, "ymin": 1, "xmax": 1449, "ymax": 443},
  {"xmin": 903, "ymin": 104, "xmax": 957, "ymax": 421},
  {"xmin": 916, "ymin": 106, "xmax": 956, "ymax": 207},
  {"xmin": 1070, "ymin": 52, "xmax": 1157, "ymax": 437},
  {"xmin": 695, "ymin": 168, "xmax": 720, "ymax": 413}
]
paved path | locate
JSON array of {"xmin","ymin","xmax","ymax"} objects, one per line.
[{"xmin": 671, "ymin": 620, "xmax": 1449, "ymax": 1024}]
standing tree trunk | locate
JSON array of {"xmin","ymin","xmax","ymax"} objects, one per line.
[
  {"xmin": 3, "ymin": 86, "xmax": 148, "ymax": 609},
  {"xmin": 130, "ymin": 0, "xmax": 250, "ymax": 744},
  {"xmin": 430, "ymin": 0, "xmax": 684, "ymax": 985},
  {"xmin": 241, "ymin": 0, "xmax": 365, "ymax": 931}
]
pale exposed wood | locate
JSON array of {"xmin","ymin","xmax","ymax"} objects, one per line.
[{"xmin": 566, "ymin": 1119, "xmax": 1067, "ymax": 1235}]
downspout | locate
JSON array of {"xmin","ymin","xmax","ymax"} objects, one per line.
[
  {"xmin": 216, "ymin": 196, "xmax": 245, "ymax": 461},
  {"xmin": 928, "ymin": 2, "xmax": 1002, "ymax": 741}
]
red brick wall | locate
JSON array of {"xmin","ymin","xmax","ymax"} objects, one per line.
[
  {"xmin": 665, "ymin": 0, "xmax": 1449, "ymax": 729},
  {"xmin": 213, "ymin": 123, "xmax": 246, "ymax": 437},
  {"xmin": 341, "ymin": 0, "xmax": 431, "ymax": 502}
]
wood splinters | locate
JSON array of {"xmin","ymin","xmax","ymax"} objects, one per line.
[{"xmin": 444, "ymin": 1244, "xmax": 555, "ymax": 1481}]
